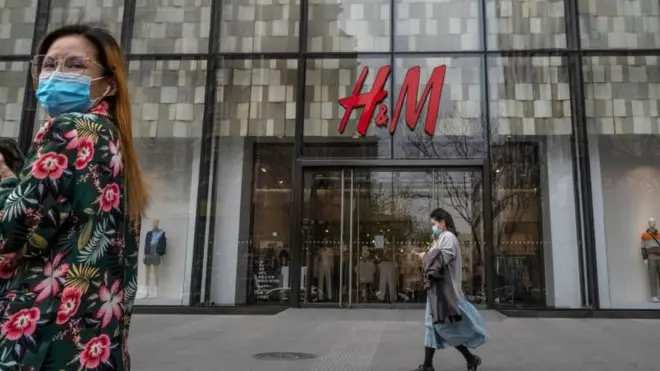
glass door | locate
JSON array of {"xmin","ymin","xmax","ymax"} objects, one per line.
[{"xmin": 300, "ymin": 168, "xmax": 485, "ymax": 306}]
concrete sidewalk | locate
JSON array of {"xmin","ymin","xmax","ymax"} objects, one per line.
[{"xmin": 129, "ymin": 309, "xmax": 658, "ymax": 371}]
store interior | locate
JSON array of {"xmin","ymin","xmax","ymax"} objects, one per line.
[{"xmin": 591, "ymin": 135, "xmax": 660, "ymax": 309}]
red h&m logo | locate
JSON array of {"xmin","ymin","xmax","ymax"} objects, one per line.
[{"xmin": 337, "ymin": 65, "xmax": 447, "ymax": 137}]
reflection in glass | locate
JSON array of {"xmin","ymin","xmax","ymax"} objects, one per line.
[
  {"xmin": 307, "ymin": 0, "xmax": 389, "ymax": 52},
  {"xmin": 488, "ymin": 56, "xmax": 580, "ymax": 309},
  {"xmin": 49, "ymin": 0, "xmax": 123, "ymax": 38},
  {"xmin": 395, "ymin": 0, "xmax": 480, "ymax": 51},
  {"xmin": 301, "ymin": 169, "xmax": 484, "ymax": 305},
  {"xmin": 392, "ymin": 57, "xmax": 485, "ymax": 159},
  {"xmin": 220, "ymin": 0, "xmax": 300, "ymax": 52},
  {"xmin": 245, "ymin": 145, "xmax": 293, "ymax": 304},
  {"xmin": 491, "ymin": 143, "xmax": 544, "ymax": 307},
  {"xmin": 132, "ymin": 0, "xmax": 211, "ymax": 54},
  {"xmin": 486, "ymin": 0, "xmax": 566, "ymax": 50},
  {"xmin": 0, "ymin": 62, "xmax": 28, "ymax": 140},
  {"xmin": 216, "ymin": 59, "xmax": 297, "ymax": 137},
  {"xmin": 127, "ymin": 59, "xmax": 206, "ymax": 306},
  {"xmin": 0, "ymin": 2, "xmax": 37, "ymax": 55},
  {"xmin": 579, "ymin": 0, "xmax": 660, "ymax": 49}
]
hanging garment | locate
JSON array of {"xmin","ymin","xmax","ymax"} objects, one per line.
[
  {"xmin": 318, "ymin": 264, "xmax": 333, "ymax": 300},
  {"xmin": 377, "ymin": 261, "xmax": 397, "ymax": 301},
  {"xmin": 355, "ymin": 261, "xmax": 376, "ymax": 284}
]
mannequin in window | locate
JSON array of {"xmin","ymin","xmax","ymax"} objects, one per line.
[
  {"xmin": 641, "ymin": 218, "xmax": 660, "ymax": 302},
  {"xmin": 401, "ymin": 246, "xmax": 422, "ymax": 300},
  {"xmin": 355, "ymin": 247, "xmax": 376, "ymax": 301},
  {"xmin": 377, "ymin": 248, "xmax": 397, "ymax": 302},
  {"xmin": 316, "ymin": 241, "xmax": 334, "ymax": 301},
  {"xmin": 143, "ymin": 219, "xmax": 167, "ymax": 297}
]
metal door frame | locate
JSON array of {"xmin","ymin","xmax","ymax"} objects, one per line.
[{"xmin": 289, "ymin": 158, "xmax": 495, "ymax": 309}]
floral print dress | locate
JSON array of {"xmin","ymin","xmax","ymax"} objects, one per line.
[{"xmin": 0, "ymin": 102, "xmax": 139, "ymax": 370}]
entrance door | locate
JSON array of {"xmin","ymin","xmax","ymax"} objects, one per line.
[{"xmin": 300, "ymin": 168, "xmax": 485, "ymax": 306}]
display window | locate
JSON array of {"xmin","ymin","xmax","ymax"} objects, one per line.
[{"xmin": 585, "ymin": 56, "xmax": 660, "ymax": 309}]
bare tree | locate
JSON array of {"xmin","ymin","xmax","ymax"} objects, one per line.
[{"xmin": 399, "ymin": 113, "xmax": 541, "ymax": 298}]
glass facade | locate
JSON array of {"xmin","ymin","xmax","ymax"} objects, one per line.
[{"xmin": 4, "ymin": 0, "xmax": 659, "ymax": 311}]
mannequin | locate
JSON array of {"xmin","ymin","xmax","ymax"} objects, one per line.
[
  {"xmin": 402, "ymin": 248, "xmax": 422, "ymax": 288},
  {"xmin": 377, "ymin": 249, "xmax": 397, "ymax": 301},
  {"xmin": 355, "ymin": 247, "xmax": 376, "ymax": 301},
  {"xmin": 316, "ymin": 244, "xmax": 334, "ymax": 301},
  {"xmin": 143, "ymin": 219, "xmax": 167, "ymax": 297},
  {"xmin": 641, "ymin": 218, "xmax": 660, "ymax": 302}
]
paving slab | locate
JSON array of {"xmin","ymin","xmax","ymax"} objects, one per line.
[{"xmin": 129, "ymin": 309, "xmax": 659, "ymax": 371}]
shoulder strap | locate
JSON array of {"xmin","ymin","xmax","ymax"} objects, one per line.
[{"xmin": 649, "ymin": 233, "xmax": 660, "ymax": 248}]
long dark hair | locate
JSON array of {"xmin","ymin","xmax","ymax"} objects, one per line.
[
  {"xmin": 430, "ymin": 207, "xmax": 458, "ymax": 236},
  {"xmin": 36, "ymin": 24, "xmax": 149, "ymax": 220}
]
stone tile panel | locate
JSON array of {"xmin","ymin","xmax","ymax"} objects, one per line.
[
  {"xmin": 486, "ymin": 0, "xmax": 566, "ymax": 50},
  {"xmin": 215, "ymin": 59, "xmax": 297, "ymax": 137},
  {"xmin": 128, "ymin": 59, "xmax": 207, "ymax": 138},
  {"xmin": 489, "ymin": 56, "xmax": 572, "ymax": 136},
  {"xmin": 49, "ymin": 0, "xmax": 123, "ymax": 40},
  {"xmin": 0, "ymin": 61, "xmax": 28, "ymax": 139},
  {"xmin": 395, "ymin": 0, "xmax": 481, "ymax": 51},
  {"xmin": 579, "ymin": 0, "xmax": 660, "ymax": 49},
  {"xmin": 583, "ymin": 56, "xmax": 660, "ymax": 134},
  {"xmin": 0, "ymin": 0, "xmax": 37, "ymax": 55},
  {"xmin": 132, "ymin": 0, "xmax": 211, "ymax": 54},
  {"xmin": 220, "ymin": 0, "xmax": 300, "ymax": 52}
]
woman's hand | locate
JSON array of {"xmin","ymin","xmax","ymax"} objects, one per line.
[
  {"xmin": 415, "ymin": 251, "xmax": 426, "ymax": 260},
  {"xmin": 0, "ymin": 155, "xmax": 16, "ymax": 181}
]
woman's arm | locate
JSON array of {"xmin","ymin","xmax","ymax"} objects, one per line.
[{"xmin": 0, "ymin": 114, "xmax": 114, "ymax": 258}]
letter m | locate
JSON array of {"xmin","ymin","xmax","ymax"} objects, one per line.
[{"xmin": 390, "ymin": 65, "xmax": 446, "ymax": 136}]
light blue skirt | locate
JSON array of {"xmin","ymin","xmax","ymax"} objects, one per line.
[{"xmin": 424, "ymin": 298, "xmax": 488, "ymax": 349}]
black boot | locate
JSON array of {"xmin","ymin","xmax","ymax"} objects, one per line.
[
  {"xmin": 409, "ymin": 366, "xmax": 434, "ymax": 371},
  {"xmin": 456, "ymin": 345, "xmax": 482, "ymax": 371},
  {"xmin": 467, "ymin": 355, "xmax": 482, "ymax": 371},
  {"xmin": 409, "ymin": 347, "xmax": 435, "ymax": 371}
]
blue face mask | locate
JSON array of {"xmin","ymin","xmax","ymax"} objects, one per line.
[
  {"xmin": 36, "ymin": 72, "xmax": 103, "ymax": 117},
  {"xmin": 432, "ymin": 225, "xmax": 443, "ymax": 235}
]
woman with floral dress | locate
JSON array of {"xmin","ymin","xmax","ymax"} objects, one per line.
[{"xmin": 0, "ymin": 24, "xmax": 149, "ymax": 370}]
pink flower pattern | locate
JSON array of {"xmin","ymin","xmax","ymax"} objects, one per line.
[
  {"xmin": 33, "ymin": 253, "xmax": 69, "ymax": 303},
  {"xmin": 96, "ymin": 281, "xmax": 124, "ymax": 328},
  {"xmin": 0, "ymin": 102, "xmax": 137, "ymax": 369}
]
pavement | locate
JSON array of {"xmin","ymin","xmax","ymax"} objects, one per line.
[{"xmin": 129, "ymin": 308, "xmax": 659, "ymax": 371}]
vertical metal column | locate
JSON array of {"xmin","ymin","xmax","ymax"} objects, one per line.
[
  {"xmin": 18, "ymin": 0, "xmax": 52, "ymax": 153},
  {"xmin": 288, "ymin": 0, "xmax": 310, "ymax": 308},
  {"xmin": 564, "ymin": 0, "xmax": 599, "ymax": 308},
  {"xmin": 188, "ymin": 0, "xmax": 223, "ymax": 306},
  {"xmin": 348, "ymin": 170, "xmax": 354, "ymax": 307},
  {"xmin": 120, "ymin": 0, "xmax": 137, "ymax": 55},
  {"xmin": 339, "ymin": 170, "xmax": 345, "ymax": 307}
]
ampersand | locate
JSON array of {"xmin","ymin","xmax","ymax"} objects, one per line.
[{"xmin": 374, "ymin": 104, "xmax": 389, "ymax": 126}]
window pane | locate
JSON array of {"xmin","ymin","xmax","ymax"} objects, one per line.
[
  {"xmin": 211, "ymin": 60, "xmax": 297, "ymax": 305},
  {"xmin": 303, "ymin": 57, "xmax": 392, "ymax": 158},
  {"xmin": 0, "ymin": 61, "xmax": 28, "ymax": 140},
  {"xmin": 488, "ymin": 56, "xmax": 582, "ymax": 309},
  {"xmin": 584, "ymin": 56, "xmax": 660, "ymax": 309},
  {"xmin": 49, "ymin": 0, "xmax": 123, "ymax": 39},
  {"xmin": 486, "ymin": 0, "xmax": 566, "ymax": 50},
  {"xmin": 392, "ymin": 56, "xmax": 484, "ymax": 159},
  {"xmin": 220, "ymin": 0, "xmax": 300, "ymax": 52},
  {"xmin": 579, "ymin": 0, "xmax": 660, "ymax": 49},
  {"xmin": 308, "ymin": 0, "xmax": 389, "ymax": 52},
  {"xmin": 132, "ymin": 0, "xmax": 211, "ymax": 54},
  {"xmin": 0, "ymin": 1, "xmax": 37, "ymax": 55},
  {"xmin": 215, "ymin": 59, "xmax": 297, "ymax": 137},
  {"xmin": 395, "ymin": 0, "xmax": 480, "ymax": 51},
  {"xmin": 128, "ymin": 59, "xmax": 207, "ymax": 305}
]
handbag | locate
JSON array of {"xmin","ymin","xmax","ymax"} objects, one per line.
[
  {"xmin": 0, "ymin": 139, "xmax": 25, "ymax": 174},
  {"xmin": 645, "ymin": 232, "xmax": 660, "ymax": 258}
]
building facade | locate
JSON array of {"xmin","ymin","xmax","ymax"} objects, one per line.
[{"xmin": 1, "ymin": 0, "xmax": 659, "ymax": 312}]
